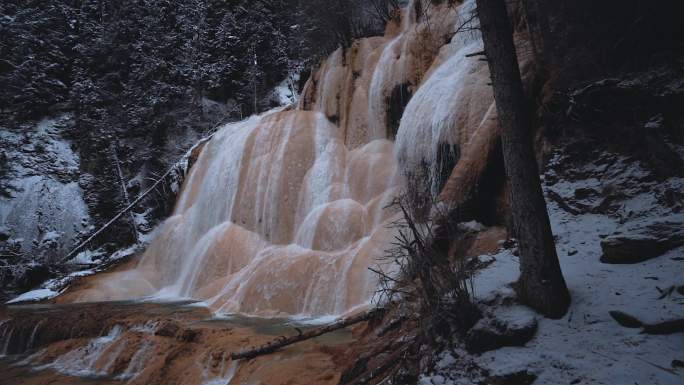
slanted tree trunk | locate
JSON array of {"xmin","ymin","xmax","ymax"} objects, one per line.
[
  {"xmin": 476, "ymin": 0, "xmax": 570, "ymax": 318},
  {"xmin": 230, "ymin": 307, "xmax": 384, "ymax": 360}
]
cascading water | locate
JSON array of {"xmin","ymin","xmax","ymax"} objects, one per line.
[
  {"xmin": 34, "ymin": 325, "xmax": 125, "ymax": 378},
  {"xmin": 367, "ymin": 3, "xmax": 416, "ymax": 139},
  {"xmin": 71, "ymin": 109, "xmax": 401, "ymax": 317},
  {"xmin": 66, "ymin": 0, "xmax": 492, "ymax": 321},
  {"xmin": 394, "ymin": 0, "xmax": 493, "ymax": 199}
]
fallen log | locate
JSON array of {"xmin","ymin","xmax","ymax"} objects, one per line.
[
  {"xmin": 230, "ymin": 307, "xmax": 385, "ymax": 361},
  {"xmin": 609, "ymin": 310, "xmax": 684, "ymax": 335},
  {"xmin": 641, "ymin": 319, "xmax": 684, "ymax": 335}
]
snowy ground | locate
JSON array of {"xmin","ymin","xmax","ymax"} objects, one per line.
[
  {"xmin": 421, "ymin": 150, "xmax": 684, "ymax": 385},
  {"xmin": 0, "ymin": 113, "xmax": 200, "ymax": 302},
  {"xmin": 0, "ymin": 116, "xmax": 91, "ymax": 256}
]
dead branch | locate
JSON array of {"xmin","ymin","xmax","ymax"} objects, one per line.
[
  {"xmin": 112, "ymin": 142, "xmax": 139, "ymax": 242},
  {"xmin": 346, "ymin": 343, "xmax": 412, "ymax": 385},
  {"xmin": 465, "ymin": 50, "xmax": 486, "ymax": 57},
  {"xmin": 61, "ymin": 163, "xmax": 178, "ymax": 262},
  {"xmin": 641, "ymin": 319, "xmax": 684, "ymax": 335}
]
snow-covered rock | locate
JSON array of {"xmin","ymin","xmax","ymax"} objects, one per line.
[
  {"xmin": 464, "ymin": 306, "xmax": 538, "ymax": 354},
  {"xmin": 600, "ymin": 220, "xmax": 684, "ymax": 264},
  {"xmin": 6, "ymin": 288, "xmax": 59, "ymax": 304},
  {"xmin": 0, "ymin": 116, "xmax": 90, "ymax": 257}
]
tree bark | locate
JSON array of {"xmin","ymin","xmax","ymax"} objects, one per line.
[{"xmin": 476, "ymin": 0, "xmax": 570, "ymax": 318}]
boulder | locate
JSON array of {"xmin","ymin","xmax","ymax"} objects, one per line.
[
  {"xmin": 600, "ymin": 221, "xmax": 684, "ymax": 264},
  {"xmin": 177, "ymin": 328, "xmax": 200, "ymax": 342},
  {"xmin": 465, "ymin": 306, "xmax": 538, "ymax": 354},
  {"xmin": 154, "ymin": 321, "xmax": 180, "ymax": 338},
  {"xmin": 487, "ymin": 370, "xmax": 537, "ymax": 385}
]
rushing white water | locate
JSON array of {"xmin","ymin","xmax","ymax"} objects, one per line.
[
  {"xmin": 71, "ymin": 0, "xmax": 492, "ymax": 320},
  {"xmin": 0, "ymin": 322, "xmax": 12, "ymax": 357},
  {"xmin": 71, "ymin": 109, "xmax": 401, "ymax": 317},
  {"xmin": 202, "ymin": 353, "xmax": 239, "ymax": 385},
  {"xmin": 34, "ymin": 325, "xmax": 125, "ymax": 378},
  {"xmin": 115, "ymin": 340, "xmax": 153, "ymax": 381},
  {"xmin": 393, "ymin": 0, "xmax": 493, "ymax": 199},
  {"xmin": 27, "ymin": 319, "xmax": 44, "ymax": 350},
  {"xmin": 367, "ymin": 6, "xmax": 414, "ymax": 139}
]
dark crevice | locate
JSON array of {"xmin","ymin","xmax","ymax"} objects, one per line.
[{"xmin": 387, "ymin": 83, "xmax": 412, "ymax": 140}]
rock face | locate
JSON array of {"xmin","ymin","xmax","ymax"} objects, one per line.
[
  {"xmin": 0, "ymin": 116, "xmax": 93, "ymax": 297},
  {"xmin": 464, "ymin": 305, "xmax": 538, "ymax": 354},
  {"xmin": 154, "ymin": 321, "xmax": 181, "ymax": 338},
  {"xmin": 600, "ymin": 221, "xmax": 684, "ymax": 264}
]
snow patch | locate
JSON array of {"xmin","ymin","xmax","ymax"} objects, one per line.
[
  {"xmin": 6, "ymin": 288, "xmax": 58, "ymax": 304},
  {"xmin": 457, "ymin": 220, "xmax": 486, "ymax": 233},
  {"xmin": 70, "ymin": 249, "xmax": 105, "ymax": 265},
  {"xmin": 273, "ymin": 72, "xmax": 300, "ymax": 106}
]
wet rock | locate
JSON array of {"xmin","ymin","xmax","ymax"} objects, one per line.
[
  {"xmin": 187, "ymin": 140, "xmax": 208, "ymax": 171},
  {"xmin": 600, "ymin": 221, "xmax": 684, "ymax": 264},
  {"xmin": 501, "ymin": 239, "xmax": 516, "ymax": 249},
  {"xmin": 465, "ymin": 306, "xmax": 538, "ymax": 354},
  {"xmin": 177, "ymin": 328, "xmax": 200, "ymax": 343},
  {"xmin": 155, "ymin": 321, "xmax": 180, "ymax": 338}
]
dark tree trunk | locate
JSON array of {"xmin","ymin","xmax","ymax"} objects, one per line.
[{"xmin": 476, "ymin": 0, "xmax": 570, "ymax": 318}]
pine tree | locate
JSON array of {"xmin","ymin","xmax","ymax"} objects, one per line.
[{"xmin": 476, "ymin": 0, "xmax": 571, "ymax": 318}]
